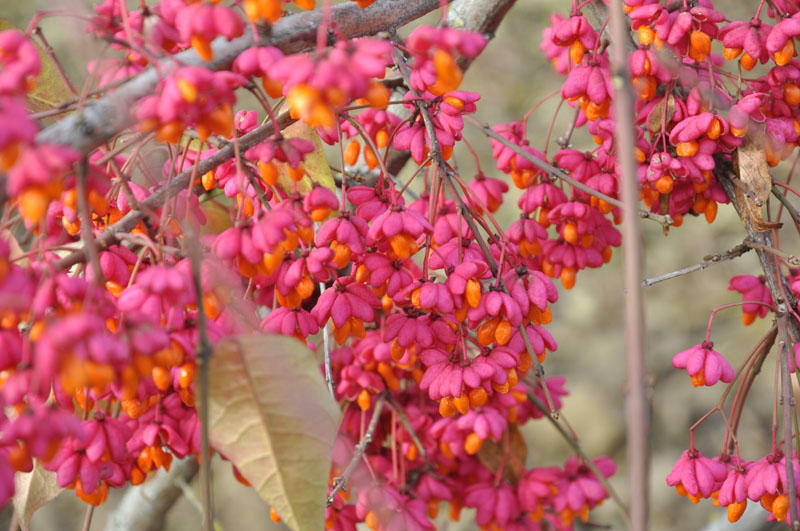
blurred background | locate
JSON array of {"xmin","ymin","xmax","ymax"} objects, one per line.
[{"xmin": 3, "ymin": 0, "xmax": 793, "ymax": 529}]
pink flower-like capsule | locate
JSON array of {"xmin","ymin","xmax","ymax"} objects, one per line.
[
  {"xmin": 383, "ymin": 313, "xmax": 456, "ymax": 355},
  {"xmin": 517, "ymin": 181, "xmax": 568, "ymax": 221},
  {"xmin": 561, "ymin": 60, "xmax": 613, "ymax": 121},
  {"xmin": 269, "ymin": 39, "xmax": 392, "ymax": 130},
  {"xmin": 311, "ymin": 276, "xmax": 380, "ymax": 345},
  {"xmin": 541, "ymin": 13, "xmax": 572, "ymax": 74},
  {"xmin": 517, "ymin": 466, "xmax": 560, "ymax": 517},
  {"xmin": 7, "ymin": 143, "xmax": 79, "ymax": 226},
  {"xmin": 446, "ymin": 260, "xmax": 491, "ymax": 314},
  {"xmin": 0, "ymin": 97, "xmax": 38, "ymax": 171},
  {"xmin": 667, "ymin": 449, "xmax": 728, "ymax": 501},
  {"xmin": 669, "ymin": 112, "xmax": 729, "ymax": 147},
  {"xmin": 491, "ymin": 121, "xmax": 549, "ymax": 188},
  {"xmin": 367, "ymin": 205, "xmax": 433, "ymax": 261},
  {"xmin": 728, "ymin": 275, "xmax": 772, "ymax": 325},
  {"xmin": 406, "ymin": 25, "xmax": 486, "ymax": 96},
  {"xmin": 717, "ymin": 457, "xmax": 752, "ymax": 523},
  {"xmin": 766, "ymin": 14, "xmax": 800, "ymax": 65},
  {"xmin": 718, "ymin": 20, "xmax": 772, "ymax": 69},
  {"xmin": 507, "ymin": 216, "xmax": 547, "ymax": 259},
  {"xmin": 0, "ymin": 30, "xmax": 40, "ymax": 96},
  {"xmin": 233, "ymin": 46, "xmax": 285, "ymax": 98},
  {"xmin": 464, "ymin": 481, "xmax": 520, "ymax": 528},
  {"xmin": 273, "ymin": 248, "xmax": 335, "ymax": 308},
  {"xmin": 137, "ymin": 67, "xmax": 243, "ymax": 143},
  {"xmin": 469, "ymin": 173, "xmax": 508, "ymax": 213},
  {"xmin": 302, "ymin": 185, "xmax": 338, "ymax": 222},
  {"xmin": 357, "ymin": 252, "xmax": 415, "ymax": 298},
  {"xmin": 175, "ymin": 2, "xmax": 243, "ymax": 62},
  {"xmin": 355, "ymin": 483, "xmax": 434, "ymax": 531},
  {"xmin": 672, "ymin": 341, "xmax": 734, "ymax": 387},
  {"xmin": 315, "ymin": 212, "xmax": 369, "ymax": 268},
  {"xmin": 260, "ymin": 307, "xmax": 319, "ymax": 341},
  {"xmin": 403, "ymin": 279, "xmax": 456, "ymax": 315},
  {"xmin": 744, "ymin": 452, "xmax": 794, "ymax": 501},
  {"xmin": 553, "ymin": 456, "xmax": 616, "ymax": 526}
]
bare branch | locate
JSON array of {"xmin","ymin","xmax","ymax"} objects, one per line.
[
  {"xmin": 104, "ymin": 458, "xmax": 200, "ymax": 531},
  {"xmin": 327, "ymin": 394, "xmax": 386, "ymax": 506},
  {"xmin": 642, "ymin": 243, "xmax": 751, "ymax": 287}
]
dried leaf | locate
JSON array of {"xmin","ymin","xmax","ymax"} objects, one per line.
[
  {"xmin": 735, "ymin": 139, "xmax": 782, "ymax": 232},
  {"xmin": 0, "ymin": 18, "xmax": 73, "ymax": 114},
  {"xmin": 13, "ymin": 461, "xmax": 62, "ymax": 528},
  {"xmin": 276, "ymin": 121, "xmax": 336, "ymax": 195},
  {"xmin": 209, "ymin": 335, "xmax": 341, "ymax": 531},
  {"xmin": 476, "ymin": 424, "xmax": 527, "ymax": 484},
  {"xmin": 647, "ymin": 93, "xmax": 675, "ymax": 134}
]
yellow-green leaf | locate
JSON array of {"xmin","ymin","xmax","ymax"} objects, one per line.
[
  {"xmin": 275, "ymin": 121, "xmax": 336, "ymax": 195},
  {"xmin": 209, "ymin": 335, "xmax": 341, "ymax": 531},
  {"xmin": 198, "ymin": 197, "xmax": 233, "ymax": 236},
  {"xmin": 13, "ymin": 461, "xmax": 62, "ymax": 528},
  {"xmin": 0, "ymin": 18, "xmax": 73, "ymax": 114}
]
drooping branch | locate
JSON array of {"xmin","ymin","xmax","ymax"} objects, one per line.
[{"xmin": 35, "ymin": 0, "xmax": 443, "ymax": 154}]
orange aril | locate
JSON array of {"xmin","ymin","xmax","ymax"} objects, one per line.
[
  {"xmin": 774, "ymin": 40, "xmax": 795, "ymax": 66},
  {"xmin": 464, "ymin": 432, "xmax": 483, "ymax": 455},
  {"xmin": 560, "ymin": 267, "xmax": 577, "ymax": 290},
  {"xmin": 676, "ymin": 140, "xmax": 699, "ymax": 157},
  {"xmin": 344, "ymin": 140, "xmax": 360, "ymax": 166}
]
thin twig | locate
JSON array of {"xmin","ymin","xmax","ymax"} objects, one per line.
[
  {"xmin": 76, "ymin": 157, "xmax": 104, "ymax": 286},
  {"xmin": 774, "ymin": 184, "xmax": 800, "ymax": 229},
  {"xmin": 386, "ymin": 396, "xmax": 427, "ymax": 461},
  {"xmin": 184, "ymin": 224, "xmax": 213, "ymax": 531},
  {"xmin": 327, "ymin": 394, "xmax": 386, "ymax": 506},
  {"xmin": 320, "ymin": 281, "xmax": 335, "ymax": 397},
  {"xmin": 464, "ymin": 115, "xmax": 672, "ymax": 227},
  {"xmin": 642, "ymin": 243, "xmax": 751, "ymax": 287},
  {"xmin": 744, "ymin": 239, "xmax": 800, "ymax": 266},
  {"xmin": 779, "ymin": 331, "xmax": 800, "ymax": 528}
]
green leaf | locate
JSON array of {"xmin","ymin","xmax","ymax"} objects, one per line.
[
  {"xmin": 276, "ymin": 121, "xmax": 336, "ymax": 195},
  {"xmin": 13, "ymin": 461, "xmax": 62, "ymax": 528},
  {"xmin": 0, "ymin": 18, "xmax": 73, "ymax": 114},
  {"xmin": 209, "ymin": 334, "xmax": 341, "ymax": 531}
]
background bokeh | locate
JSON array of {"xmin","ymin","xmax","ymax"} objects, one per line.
[{"xmin": 3, "ymin": 0, "xmax": 794, "ymax": 529}]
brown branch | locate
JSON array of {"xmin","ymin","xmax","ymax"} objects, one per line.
[
  {"xmin": 184, "ymin": 224, "xmax": 213, "ymax": 531},
  {"xmin": 35, "ymin": 0, "xmax": 443, "ymax": 155},
  {"xmin": 104, "ymin": 458, "xmax": 200, "ymax": 531},
  {"xmin": 609, "ymin": 0, "xmax": 648, "ymax": 528},
  {"xmin": 642, "ymin": 243, "xmax": 751, "ymax": 287},
  {"xmin": 716, "ymin": 155, "xmax": 800, "ymax": 528}
]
